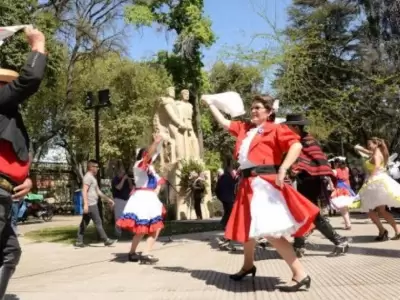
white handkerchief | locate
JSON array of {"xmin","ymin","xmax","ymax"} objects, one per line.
[
  {"xmin": 151, "ymin": 140, "xmax": 163, "ymax": 163},
  {"xmin": 0, "ymin": 25, "xmax": 32, "ymax": 46},
  {"xmin": 203, "ymin": 92, "xmax": 245, "ymax": 117},
  {"xmin": 389, "ymin": 162, "xmax": 400, "ymax": 179}
]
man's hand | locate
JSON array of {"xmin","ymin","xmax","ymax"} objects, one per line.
[
  {"xmin": 12, "ymin": 178, "xmax": 33, "ymax": 200},
  {"xmin": 83, "ymin": 204, "xmax": 89, "ymax": 214},
  {"xmin": 25, "ymin": 26, "xmax": 45, "ymax": 53},
  {"xmin": 107, "ymin": 198, "xmax": 115, "ymax": 208}
]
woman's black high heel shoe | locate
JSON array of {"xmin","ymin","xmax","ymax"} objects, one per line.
[
  {"xmin": 391, "ymin": 233, "xmax": 400, "ymax": 240},
  {"xmin": 128, "ymin": 252, "xmax": 140, "ymax": 262},
  {"xmin": 229, "ymin": 266, "xmax": 257, "ymax": 281},
  {"xmin": 278, "ymin": 275, "xmax": 311, "ymax": 292},
  {"xmin": 375, "ymin": 230, "xmax": 389, "ymax": 241}
]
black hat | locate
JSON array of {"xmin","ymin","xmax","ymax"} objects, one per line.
[{"xmin": 284, "ymin": 114, "xmax": 311, "ymax": 125}]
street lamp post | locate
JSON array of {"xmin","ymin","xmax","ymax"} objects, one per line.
[{"xmin": 85, "ymin": 89, "xmax": 111, "ymax": 228}]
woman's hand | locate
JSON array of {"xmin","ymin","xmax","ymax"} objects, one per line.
[
  {"xmin": 153, "ymin": 133, "xmax": 163, "ymax": 143},
  {"xmin": 276, "ymin": 168, "xmax": 287, "ymax": 188},
  {"xmin": 200, "ymin": 95, "xmax": 213, "ymax": 106},
  {"xmin": 201, "ymin": 95, "xmax": 231, "ymax": 129},
  {"xmin": 354, "ymin": 144, "xmax": 363, "ymax": 151}
]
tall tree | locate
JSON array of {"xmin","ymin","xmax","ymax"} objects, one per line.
[
  {"xmin": 202, "ymin": 61, "xmax": 263, "ymax": 165},
  {"xmin": 273, "ymin": 1, "xmax": 368, "ymax": 152},
  {"xmin": 124, "ymin": 0, "xmax": 216, "ymax": 157},
  {"xmin": 273, "ymin": 0, "xmax": 400, "ymax": 156},
  {"xmin": 0, "ymin": 0, "xmax": 66, "ymax": 157},
  {"xmin": 36, "ymin": 0, "xmax": 130, "ymax": 181}
]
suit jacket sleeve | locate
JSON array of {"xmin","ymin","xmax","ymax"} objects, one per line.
[
  {"xmin": 215, "ymin": 178, "xmax": 222, "ymax": 199},
  {"xmin": 0, "ymin": 51, "xmax": 47, "ymax": 107}
]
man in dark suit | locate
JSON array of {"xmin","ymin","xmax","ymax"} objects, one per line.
[
  {"xmin": 215, "ymin": 163, "xmax": 237, "ymax": 248},
  {"xmin": 0, "ymin": 26, "xmax": 47, "ymax": 298}
]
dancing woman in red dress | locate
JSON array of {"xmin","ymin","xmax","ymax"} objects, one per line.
[{"xmin": 202, "ymin": 94, "xmax": 319, "ymax": 292}]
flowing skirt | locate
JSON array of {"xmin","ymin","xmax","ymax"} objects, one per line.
[
  {"xmin": 225, "ymin": 175, "xmax": 319, "ymax": 243},
  {"xmin": 359, "ymin": 172, "xmax": 400, "ymax": 211},
  {"xmin": 330, "ymin": 181, "xmax": 359, "ymax": 209},
  {"xmin": 116, "ymin": 189, "xmax": 166, "ymax": 234}
]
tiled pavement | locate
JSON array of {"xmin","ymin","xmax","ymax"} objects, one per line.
[{"xmin": 6, "ymin": 215, "xmax": 400, "ymax": 300}]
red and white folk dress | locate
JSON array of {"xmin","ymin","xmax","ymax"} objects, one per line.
[
  {"xmin": 116, "ymin": 154, "xmax": 166, "ymax": 234},
  {"xmin": 225, "ymin": 121, "xmax": 319, "ymax": 243}
]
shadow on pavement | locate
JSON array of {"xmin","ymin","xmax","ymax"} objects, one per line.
[
  {"xmin": 5, "ymin": 294, "xmax": 20, "ymax": 300},
  {"xmin": 110, "ymin": 252, "xmax": 137, "ymax": 263},
  {"xmin": 153, "ymin": 266, "xmax": 284, "ymax": 292},
  {"xmin": 347, "ymin": 235, "xmax": 380, "ymax": 244},
  {"xmin": 303, "ymin": 242, "xmax": 400, "ymax": 258}
]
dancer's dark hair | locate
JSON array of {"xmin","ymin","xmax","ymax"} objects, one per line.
[
  {"xmin": 252, "ymin": 94, "xmax": 276, "ymax": 122},
  {"xmin": 136, "ymin": 148, "xmax": 147, "ymax": 161}
]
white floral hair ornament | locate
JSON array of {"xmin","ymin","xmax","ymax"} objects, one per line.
[{"xmin": 272, "ymin": 99, "xmax": 279, "ymax": 112}]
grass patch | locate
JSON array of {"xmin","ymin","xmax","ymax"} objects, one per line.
[{"xmin": 25, "ymin": 221, "xmax": 223, "ymax": 244}]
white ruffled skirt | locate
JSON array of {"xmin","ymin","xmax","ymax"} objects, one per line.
[
  {"xmin": 359, "ymin": 172, "xmax": 400, "ymax": 211},
  {"xmin": 249, "ymin": 177, "xmax": 302, "ymax": 239},
  {"xmin": 117, "ymin": 189, "xmax": 165, "ymax": 234}
]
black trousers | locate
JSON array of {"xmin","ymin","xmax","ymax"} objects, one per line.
[
  {"xmin": 193, "ymin": 197, "xmax": 203, "ymax": 219},
  {"xmin": 220, "ymin": 201, "xmax": 233, "ymax": 229},
  {"xmin": 77, "ymin": 204, "xmax": 109, "ymax": 242},
  {"xmin": 96, "ymin": 200, "xmax": 104, "ymax": 241},
  {"xmin": 0, "ymin": 190, "xmax": 22, "ymax": 299},
  {"xmin": 293, "ymin": 176, "xmax": 343, "ymax": 248}
]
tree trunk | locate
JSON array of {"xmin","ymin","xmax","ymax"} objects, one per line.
[{"xmin": 193, "ymin": 93, "xmax": 204, "ymax": 159}]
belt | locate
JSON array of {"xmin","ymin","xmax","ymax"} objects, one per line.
[
  {"xmin": 0, "ymin": 176, "xmax": 15, "ymax": 194},
  {"xmin": 241, "ymin": 165, "xmax": 280, "ymax": 178}
]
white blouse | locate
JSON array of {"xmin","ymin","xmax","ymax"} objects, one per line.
[{"xmin": 238, "ymin": 127, "xmax": 259, "ymax": 169}]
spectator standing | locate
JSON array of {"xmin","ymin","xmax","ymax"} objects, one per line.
[
  {"xmin": 75, "ymin": 159, "xmax": 116, "ymax": 247},
  {"xmin": 112, "ymin": 167, "xmax": 133, "ymax": 238}
]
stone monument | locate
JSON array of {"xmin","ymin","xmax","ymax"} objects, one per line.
[
  {"xmin": 153, "ymin": 86, "xmax": 187, "ymax": 167},
  {"xmin": 153, "ymin": 87, "xmax": 212, "ymax": 220},
  {"xmin": 176, "ymin": 89, "xmax": 200, "ymax": 160}
]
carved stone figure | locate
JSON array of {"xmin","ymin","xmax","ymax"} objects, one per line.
[
  {"xmin": 177, "ymin": 89, "xmax": 200, "ymax": 160},
  {"xmin": 153, "ymin": 87, "xmax": 188, "ymax": 165}
]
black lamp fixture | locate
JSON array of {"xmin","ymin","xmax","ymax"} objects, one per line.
[
  {"xmin": 98, "ymin": 89, "xmax": 111, "ymax": 107},
  {"xmin": 84, "ymin": 89, "xmax": 111, "ymax": 109}
]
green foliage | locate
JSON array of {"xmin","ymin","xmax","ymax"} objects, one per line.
[
  {"xmin": 65, "ymin": 54, "xmax": 172, "ymax": 166},
  {"xmin": 25, "ymin": 221, "xmax": 223, "ymax": 244},
  {"xmin": 124, "ymin": 4, "xmax": 154, "ymax": 27},
  {"xmin": 220, "ymin": 0, "xmax": 399, "ymax": 156},
  {"xmin": 203, "ymin": 150, "xmax": 221, "ymax": 173},
  {"xmin": 276, "ymin": 0, "xmax": 400, "ymax": 154},
  {"xmin": 0, "ymin": 0, "xmax": 64, "ymax": 81}
]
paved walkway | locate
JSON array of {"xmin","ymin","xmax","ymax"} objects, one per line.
[{"xmin": 6, "ymin": 215, "xmax": 400, "ymax": 300}]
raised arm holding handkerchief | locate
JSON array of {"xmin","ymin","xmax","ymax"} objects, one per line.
[{"xmin": 0, "ymin": 24, "xmax": 47, "ymax": 299}]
